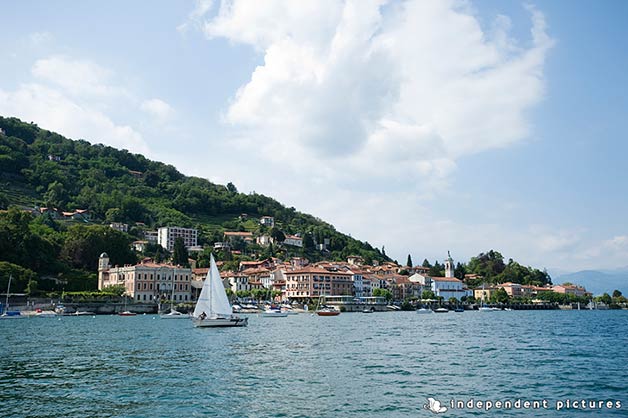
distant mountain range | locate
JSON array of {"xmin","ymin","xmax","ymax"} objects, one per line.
[{"xmin": 555, "ymin": 270, "xmax": 628, "ymax": 296}]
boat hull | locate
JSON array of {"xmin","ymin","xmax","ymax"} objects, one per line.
[
  {"xmin": 261, "ymin": 312, "xmax": 288, "ymax": 317},
  {"xmin": 160, "ymin": 313, "xmax": 191, "ymax": 319},
  {"xmin": 316, "ymin": 311, "xmax": 340, "ymax": 316},
  {"xmin": 193, "ymin": 317, "xmax": 248, "ymax": 327}
]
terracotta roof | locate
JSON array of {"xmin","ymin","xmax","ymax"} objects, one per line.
[
  {"xmin": 431, "ymin": 276, "xmax": 462, "ymax": 283},
  {"xmin": 285, "ymin": 267, "xmax": 352, "ymax": 276},
  {"xmin": 224, "ymin": 231, "xmax": 253, "ymax": 237}
]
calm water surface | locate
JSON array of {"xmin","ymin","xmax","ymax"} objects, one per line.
[{"xmin": 1, "ymin": 310, "xmax": 626, "ymax": 417}]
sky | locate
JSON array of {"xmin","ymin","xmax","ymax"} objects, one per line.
[{"xmin": 1, "ymin": 0, "xmax": 627, "ymax": 274}]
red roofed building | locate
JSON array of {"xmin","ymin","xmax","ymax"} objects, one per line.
[
  {"xmin": 98, "ymin": 253, "xmax": 192, "ymax": 303},
  {"xmin": 284, "ymin": 267, "xmax": 354, "ymax": 301}
]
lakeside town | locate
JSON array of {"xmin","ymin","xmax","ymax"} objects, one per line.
[{"xmin": 3, "ymin": 213, "xmax": 626, "ymax": 317}]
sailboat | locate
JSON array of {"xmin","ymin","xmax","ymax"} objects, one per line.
[
  {"xmin": 478, "ymin": 283, "xmax": 492, "ymax": 312},
  {"xmin": 315, "ymin": 295, "xmax": 340, "ymax": 316},
  {"xmin": 118, "ymin": 295, "xmax": 136, "ymax": 316},
  {"xmin": 0, "ymin": 275, "xmax": 25, "ymax": 319},
  {"xmin": 192, "ymin": 254, "xmax": 248, "ymax": 327},
  {"xmin": 160, "ymin": 273, "xmax": 190, "ymax": 319}
]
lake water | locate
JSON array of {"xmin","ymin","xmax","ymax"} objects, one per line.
[{"xmin": 1, "ymin": 310, "xmax": 626, "ymax": 417}]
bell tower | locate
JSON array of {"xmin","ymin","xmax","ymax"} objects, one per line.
[
  {"xmin": 98, "ymin": 252, "xmax": 110, "ymax": 289},
  {"xmin": 445, "ymin": 251, "xmax": 454, "ymax": 278}
]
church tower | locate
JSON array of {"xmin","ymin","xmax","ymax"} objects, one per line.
[
  {"xmin": 445, "ymin": 251, "xmax": 454, "ymax": 278},
  {"xmin": 98, "ymin": 252, "xmax": 110, "ymax": 290}
]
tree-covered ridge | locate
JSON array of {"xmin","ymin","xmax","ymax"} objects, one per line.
[{"xmin": 0, "ymin": 116, "xmax": 390, "ymax": 286}]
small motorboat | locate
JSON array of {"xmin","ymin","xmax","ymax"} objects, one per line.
[
  {"xmin": 159, "ymin": 309, "xmax": 190, "ymax": 319},
  {"xmin": 362, "ymin": 308, "xmax": 374, "ymax": 313},
  {"xmin": 261, "ymin": 307, "xmax": 288, "ymax": 318},
  {"xmin": 118, "ymin": 311, "xmax": 137, "ymax": 316},
  {"xmin": 316, "ymin": 307, "xmax": 340, "ymax": 316},
  {"xmin": 434, "ymin": 307, "xmax": 449, "ymax": 313},
  {"xmin": 416, "ymin": 308, "xmax": 432, "ymax": 314}
]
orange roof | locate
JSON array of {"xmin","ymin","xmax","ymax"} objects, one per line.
[
  {"xmin": 224, "ymin": 231, "xmax": 253, "ymax": 237},
  {"xmin": 285, "ymin": 267, "xmax": 352, "ymax": 276},
  {"xmin": 431, "ymin": 276, "xmax": 462, "ymax": 283}
]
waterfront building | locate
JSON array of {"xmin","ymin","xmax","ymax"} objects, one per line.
[
  {"xmin": 473, "ymin": 285, "xmax": 498, "ymax": 301},
  {"xmin": 157, "ymin": 226, "xmax": 198, "ymax": 251},
  {"xmin": 431, "ymin": 277, "xmax": 472, "ymax": 300},
  {"xmin": 348, "ymin": 269, "xmax": 364, "ymax": 298},
  {"xmin": 552, "ymin": 284, "xmax": 588, "ymax": 297},
  {"xmin": 284, "ymin": 267, "xmax": 353, "ymax": 301},
  {"xmin": 98, "ymin": 253, "xmax": 192, "ymax": 302},
  {"xmin": 497, "ymin": 282, "xmax": 524, "ymax": 297}
]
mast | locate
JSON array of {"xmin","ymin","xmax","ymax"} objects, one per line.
[
  {"xmin": 209, "ymin": 255, "xmax": 213, "ymax": 315},
  {"xmin": 4, "ymin": 275, "xmax": 11, "ymax": 311}
]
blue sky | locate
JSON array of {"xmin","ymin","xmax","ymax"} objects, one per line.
[{"xmin": 1, "ymin": 1, "xmax": 627, "ymax": 273}]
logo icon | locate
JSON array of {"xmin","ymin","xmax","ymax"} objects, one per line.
[{"xmin": 424, "ymin": 397, "xmax": 448, "ymax": 414}]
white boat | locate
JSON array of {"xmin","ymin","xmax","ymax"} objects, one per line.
[
  {"xmin": 434, "ymin": 307, "xmax": 449, "ymax": 313},
  {"xmin": 160, "ymin": 275, "xmax": 190, "ymax": 319},
  {"xmin": 0, "ymin": 275, "xmax": 25, "ymax": 319},
  {"xmin": 160, "ymin": 310, "xmax": 190, "ymax": 319},
  {"xmin": 192, "ymin": 255, "xmax": 248, "ymax": 328},
  {"xmin": 74, "ymin": 311, "xmax": 96, "ymax": 316},
  {"xmin": 478, "ymin": 306, "xmax": 493, "ymax": 312},
  {"xmin": 416, "ymin": 307, "xmax": 432, "ymax": 314},
  {"xmin": 261, "ymin": 307, "xmax": 288, "ymax": 318}
]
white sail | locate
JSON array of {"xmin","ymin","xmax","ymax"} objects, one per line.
[{"xmin": 193, "ymin": 255, "xmax": 232, "ymax": 318}]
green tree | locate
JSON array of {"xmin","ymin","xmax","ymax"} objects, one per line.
[
  {"xmin": 468, "ymin": 250, "xmax": 505, "ymax": 282},
  {"xmin": 270, "ymin": 227, "xmax": 285, "ymax": 243},
  {"xmin": 0, "ymin": 192, "xmax": 8, "ymax": 210},
  {"xmin": 491, "ymin": 288, "xmax": 509, "ymax": 304},
  {"xmin": 25, "ymin": 279, "xmax": 39, "ymax": 296},
  {"xmin": 172, "ymin": 237, "xmax": 189, "ymax": 267},
  {"xmin": 599, "ymin": 293, "xmax": 612, "ymax": 305},
  {"xmin": 226, "ymin": 182, "xmax": 238, "ymax": 193},
  {"xmin": 61, "ymin": 225, "xmax": 136, "ymax": 271},
  {"xmin": 422, "ymin": 259, "xmax": 431, "ymax": 268},
  {"xmin": 406, "ymin": 254, "xmax": 413, "ymax": 267},
  {"xmin": 612, "ymin": 289, "xmax": 622, "ymax": 298},
  {"xmin": 43, "ymin": 181, "xmax": 68, "ymax": 208},
  {"xmin": 102, "ymin": 284, "xmax": 126, "ymax": 296},
  {"xmin": 422, "ymin": 289, "xmax": 435, "ymax": 300}
]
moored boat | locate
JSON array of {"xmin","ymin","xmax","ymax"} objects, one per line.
[
  {"xmin": 261, "ymin": 306, "xmax": 288, "ymax": 317},
  {"xmin": 434, "ymin": 307, "xmax": 449, "ymax": 313},
  {"xmin": 316, "ymin": 307, "xmax": 340, "ymax": 316}
]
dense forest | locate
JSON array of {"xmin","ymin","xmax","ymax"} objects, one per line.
[{"xmin": 0, "ymin": 116, "xmax": 390, "ymax": 294}]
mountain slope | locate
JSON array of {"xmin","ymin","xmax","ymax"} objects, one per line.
[
  {"xmin": 0, "ymin": 116, "xmax": 389, "ymax": 270},
  {"xmin": 555, "ymin": 270, "xmax": 628, "ymax": 296}
]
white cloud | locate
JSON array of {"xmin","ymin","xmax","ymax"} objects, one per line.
[
  {"xmin": 203, "ymin": 0, "xmax": 553, "ymax": 185},
  {"xmin": 0, "ymin": 55, "xmax": 150, "ymax": 154},
  {"xmin": 178, "ymin": 0, "xmax": 215, "ymax": 33},
  {"xmin": 140, "ymin": 98, "xmax": 175, "ymax": 120},
  {"xmin": 186, "ymin": 0, "xmax": 562, "ymax": 268},
  {"xmin": 0, "ymin": 83, "xmax": 148, "ymax": 154},
  {"xmin": 29, "ymin": 31, "xmax": 54, "ymax": 47},
  {"xmin": 31, "ymin": 55, "xmax": 127, "ymax": 99}
]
